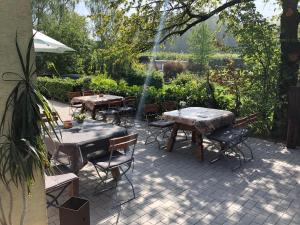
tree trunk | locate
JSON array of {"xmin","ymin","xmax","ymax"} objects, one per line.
[{"xmin": 272, "ymin": 0, "xmax": 299, "ymax": 138}]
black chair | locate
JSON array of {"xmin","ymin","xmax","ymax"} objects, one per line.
[
  {"xmin": 68, "ymin": 91, "xmax": 82, "ymax": 114},
  {"xmin": 88, "ymin": 133, "xmax": 138, "ymax": 206},
  {"xmin": 119, "ymin": 96, "xmax": 136, "ymax": 127},
  {"xmin": 100, "ymin": 99, "xmax": 123, "ymax": 125},
  {"xmin": 82, "ymin": 90, "xmax": 94, "ymax": 96},
  {"xmin": 144, "ymin": 104, "xmax": 175, "ymax": 149},
  {"xmin": 44, "ymin": 138, "xmax": 79, "ymax": 208},
  {"xmin": 207, "ymin": 113, "xmax": 258, "ymax": 170}
]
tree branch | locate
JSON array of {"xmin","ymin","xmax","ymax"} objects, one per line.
[{"xmin": 159, "ymin": 0, "xmax": 253, "ymax": 43}]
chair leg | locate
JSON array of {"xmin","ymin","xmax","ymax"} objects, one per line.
[
  {"xmin": 243, "ymin": 142, "xmax": 254, "ymax": 160},
  {"xmin": 230, "ymin": 147, "xmax": 242, "ymax": 171},
  {"xmin": 93, "ymin": 166, "xmax": 115, "ymax": 194},
  {"xmin": 46, "ymin": 184, "xmax": 70, "ymax": 208},
  {"xmin": 111, "ymin": 166, "xmax": 135, "ymax": 207}
]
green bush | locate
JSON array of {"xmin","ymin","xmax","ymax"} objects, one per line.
[
  {"xmin": 124, "ymin": 64, "xmax": 164, "ymax": 89},
  {"xmin": 37, "ymin": 74, "xmax": 235, "ymax": 112},
  {"xmin": 163, "ymin": 61, "xmax": 185, "ymax": 80},
  {"xmin": 37, "ymin": 76, "xmax": 77, "ymax": 102}
]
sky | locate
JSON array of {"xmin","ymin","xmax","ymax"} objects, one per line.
[{"xmin": 75, "ymin": 0, "xmax": 280, "ymax": 18}]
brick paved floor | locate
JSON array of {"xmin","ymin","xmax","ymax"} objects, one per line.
[{"xmin": 48, "ymin": 101, "xmax": 300, "ymax": 225}]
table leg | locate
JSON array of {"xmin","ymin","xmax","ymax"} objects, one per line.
[
  {"xmin": 194, "ymin": 132, "xmax": 204, "ymax": 161},
  {"xmin": 166, "ymin": 123, "xmax": 179, "ymax": 152},
  {"xmin": 192, "ymin": 131, "xmax": 196, "ymax": 143},
  {"xmin": 68, "ymin": 178, "xmax": 79, "ymax": 197},
  {"xmin": 92, "ymin": 107, "xmax": 97, "ymax": 120},
  {"xmin": 111, "ymin": 168, "xmax": 121, "ymax": 180}
]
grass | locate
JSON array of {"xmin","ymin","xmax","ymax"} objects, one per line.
[{"xmin": 140, "ymin": 51, "xmax": 240, "ymax": 61}]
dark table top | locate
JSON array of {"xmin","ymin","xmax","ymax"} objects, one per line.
[{"xmin": 45, "ymin": 119, "xmax": 127, "ymax": 173}]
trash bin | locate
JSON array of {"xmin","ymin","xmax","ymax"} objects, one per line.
[{"xmin": 59, "ymin": 197, "xmax": 90, "ymax": 225}]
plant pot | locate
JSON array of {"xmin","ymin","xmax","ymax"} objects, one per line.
[
  {"xmin": 63, "ymin": 120, "xmax": 73, "ymax": 129},
  {"xmin": 59, "ymin": 197, "xmax": 90, "ymax": 225}
]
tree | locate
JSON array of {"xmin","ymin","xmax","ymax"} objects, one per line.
[
  {"xmin": 218, "ymin": 2, "xmax": 280, "ymax": 133},
  {"xmin": 187, "ymin": 23, "xmax": 215, "ymax": 69},
  {"xmin": 272, "ymin": 0, "xmax": 300, "ymax": 138},
  {"xmin": 31, "ymin": 0, "xmax": 78, "ymax": 28},
  {"xmin": 126, "ymin": 0, "xmax": 298, "ymax": 138},
  {"xmin": 36, "ymin": 11, "xmax": 94, "ymax": 74}
]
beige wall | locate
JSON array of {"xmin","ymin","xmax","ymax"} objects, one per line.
[{"xmin": 0, "ymin": 0, "xmax": 48, "ymax": 225}]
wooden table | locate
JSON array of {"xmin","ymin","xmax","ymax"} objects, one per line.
[
  {"xmin": 163, "ymin": 107, "xmax": 235, "ymax": 161},
  {"xmin": 71, "ymin": 94, "xmax": 123, "ymax": 119}
]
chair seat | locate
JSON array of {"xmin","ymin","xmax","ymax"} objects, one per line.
[
  {"xmin": 90, "ymin": 151, "xmax": 132, "ymax": 169},
  {"xmin": 71, "ymin": 103, "xmax": 82, "ymax": 108},
  {"xmin": 149, "ymin": 120, "xmax": 175, "ymax": 128},
  {"xmin": 119, "ymin": 106, "xmax": 134, "ymax": 113},
  {"xmin": 45, "ymin": 173, "xmax": 78, "ymax": 193},
  {"xmin": 102, "ymin": 109, "xmax": 120, "ymax": 115},
  {"xmin": 208, "ymin": 127, "xmax": 249, "ymax": 147}
]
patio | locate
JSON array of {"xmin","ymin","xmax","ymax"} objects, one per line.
[{"xmin": 47, "ymin": 101, "xmax": 300, "ymax": 225}]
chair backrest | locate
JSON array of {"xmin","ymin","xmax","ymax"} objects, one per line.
[
  {"xmin": 144, "ymin": 104, "xmax": 160, "ymax": 121},
  {"xmin": 144, "ymin": 104, "xmax": 159, "ymax": 114},
  {"xmin": 109, "ymin": 133, "xmax": 138, "ymax": 152},
  {"xmin": 124, "ymin": 96, "xmax": 136, "ymax": 107},
  {"xmin": 162, "ymin": 101, "xmax": 177, "ymax": 112},
  {"xmin": 68, "ymin": 91, "xmax": 81, "ymax": 102},
  {"xmin": 109, "ymin": 133, "xmax": 138, "ymax": 162},
  {"xmin": 83, "ymin": 90, "xmax": 94, "ymax": 96},
  {"xmin": 40, "ymin": 111, "xmax": 59, "ymax": 123},
  {"xmin": 233, "ymin": 113, "xmax": 258, "ymax": 128},
  {"xmin": 108, "ymin": 99, "xmax": 123, "ymax": 108}
]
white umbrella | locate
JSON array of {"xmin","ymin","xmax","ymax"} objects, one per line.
[{"xmin": 33, "ymin": 29, "xmax": 75, "ymax": 53}]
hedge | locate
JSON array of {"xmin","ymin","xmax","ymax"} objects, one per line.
[{"xmin": 37, "ymin": 73, "xmax": 235, "ymax": 112}]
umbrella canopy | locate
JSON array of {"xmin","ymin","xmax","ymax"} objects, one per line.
[{"xmin": 33, "ymin": 29, "xmax": 75, "ymax": 53}]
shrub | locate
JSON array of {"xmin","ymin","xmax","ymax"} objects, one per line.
[
  {"xmin": 124, "ymin": 64, "xmax": 164, "ymax": 88},
  {"xmin": 37, "ymin": 76, "xmax": 77, "ymax": 102},
  {"xmin": 171, "ymin": 72, "xmax": 201, "ymax": 86},
  {"xmin": 90, "ymin": 74, "xmax": 118, "ymax": 92},
  {"xmin": 163, "ymin": 61, "xmax": 185, "ymax": 80}
]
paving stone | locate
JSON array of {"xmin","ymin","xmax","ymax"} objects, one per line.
[{"xmin": 47, "ymin": 101, "xmax": 300, "ymax": 225}]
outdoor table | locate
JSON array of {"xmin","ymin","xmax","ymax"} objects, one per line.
[
  {"xmin": 163, "ymin": 107, "xmax": 235, "ymax": 160},
  {"xmin": 71, "ymin": 94, "xmax": 124, "ymax": 119},
  {"xmin": 44, "ymin": 119, "xmax": 127, "ymax": 175}
]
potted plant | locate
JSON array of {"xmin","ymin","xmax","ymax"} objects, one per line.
[
  {"xmin": 72, "ymin": 113, "xmax": 86, "ymax": 124},
  {"xmin": 0, "ymin": 33, "xmax": 60, "ymax": 191}
]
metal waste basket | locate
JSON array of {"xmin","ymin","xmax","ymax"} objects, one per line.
[{"xmin": 59, "ymin": 197, "xmax": 90, "ymax": 225}]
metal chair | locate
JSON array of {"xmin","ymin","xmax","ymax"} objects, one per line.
[
  {"xmin": 100, "ymin": 99, "xmax": 123, "ymax": 125},
  {"xmin": 88, "ymin": 133, "xmax": 138, "ymax": 206},
  {"xmin": 144, "ymin": 104, "xmax": 175, "ymax": 149},
  {"xmin": 161, "ymin": 101, "xmax": 177, "ymax": 112},
  {"xmin": 82, "ymin": 90, "xmax": 94, "ymax": 96},
  {"xmin": 119, "ymin": 96, "xmax": 136, "ymax": 127},
  {"xmin": 207, "ymin": 113, "xmax": 258, "ymax": 170},
  {"xmin": 161, "ymin": 101, "xmax": 189, "ymax": 140},
  {"xmin": 44, "ymin": 138, "xmax": 79, "ymax": 208},
  {"xmin": 68, "ymin": 91, "xmax": 82, "ymax": 114}
]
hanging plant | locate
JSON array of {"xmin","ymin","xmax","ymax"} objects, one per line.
[{"xmin": 0, "ymin": 33, "xmax": 60, "ymax": 189}]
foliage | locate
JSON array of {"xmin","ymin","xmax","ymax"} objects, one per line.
[
  {"xmin": 221, "ymin": 2, "xmax": 280, "ymax": 134},
  {"xmin": 37, "ymin": 76, "xmax": 78, "ymax": 102},
  {"xmin": 72, "ymin": 113, "xmax": 86, "ymax": 123},
  {"xmin": 37, "ymin": 72, "xmax": 234, "ymax": 111},
  {"xmin": 140, "ymin": 52, "xmax": 239, "ymax": 61},
  {"xmin": 187, "ymin": 24, "xmax": 216, "ymax": 68},
  {"xmin": 32, "ymin": 0, "xmax": 78, "ymax": 28},
  {"xmin": 124, "ymin": 64, "xmax": 164, "ymax": 88},
  {"xmin": 163, "ymin": 61, "xmax": 185, "ymax": 80},
  {"xmin": 0, "ymin": 35, "xmax": 59, "ymax": 189},
  {"xmin": 36, "ymin": 11, "xmax": 94, "ymax": 75}
]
